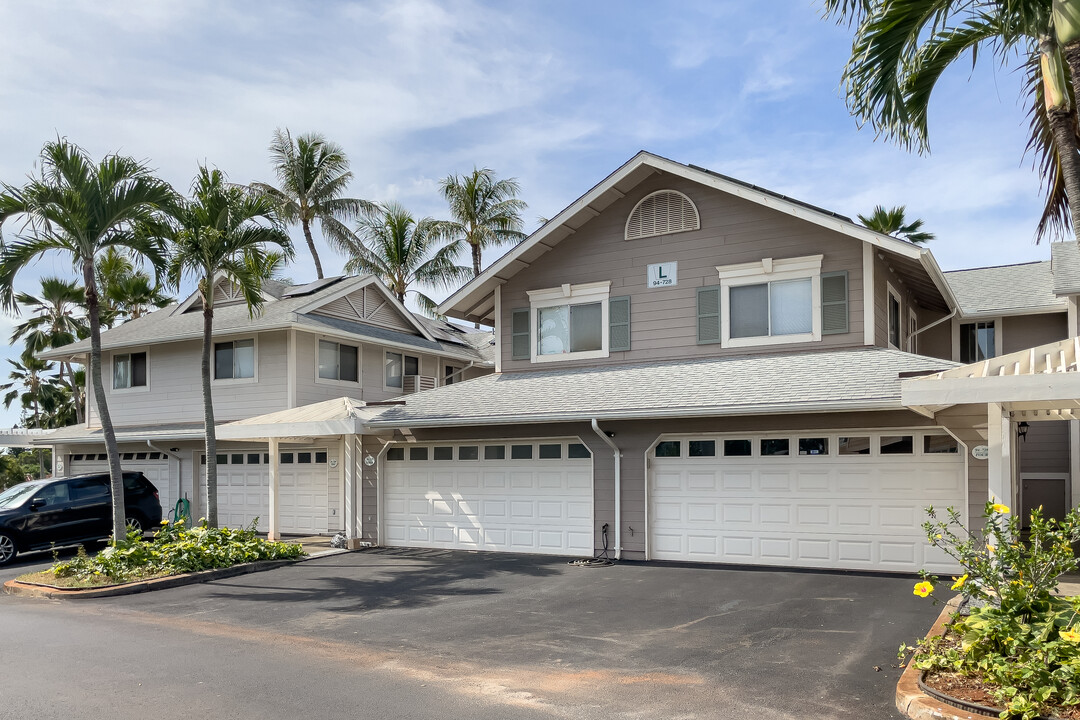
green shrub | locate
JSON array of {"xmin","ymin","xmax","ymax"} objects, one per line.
[{"xmin": 52, "ymin": 518, "xmax": 305, "ymax": 583}]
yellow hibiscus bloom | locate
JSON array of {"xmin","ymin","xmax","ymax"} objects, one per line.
[
  {"xmin": 913, "ymin": 581, "xmax": 934, "ymax": 598},
  {"xmin": 951, "ymin": 574, "xmax": 968, "ymax": 591},
  {"xmin": 990, "ymin": 503, "xmax": 1010, "ymax": 514},
  {"xmin": 1060, "ymin": 629, "xmax": 1080, "ymax": 643}
]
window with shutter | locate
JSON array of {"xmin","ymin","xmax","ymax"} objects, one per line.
[
  {"xmin": 697, "ymin": 286, "xmax": 721, "ymax": 344},
  {"xmin": 511, "ymin": 308, "xmax": 530, "ymax": 360},
  {"xmin": 609, "ymin": 296, "xmax": 630, "ymax": 351},
  {"xmin": 820, "ymin": 271, "xmax": 848, "ymax": 335},
  {"xmin": 625, "ymin": 190, "xmax": 700, "ymax": 240}
]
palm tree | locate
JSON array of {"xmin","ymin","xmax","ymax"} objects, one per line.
[
  {"xmin": 0, "ymin": 138, "xmax": 174, "ymax": 541},
  {"xmin": 11, "ymin": 277, "xmax": 88, "ymax": 423},
  {"xmin": 0, "ymin": 350, "xmax": 62, "ymax": 475},
  {"xmin": 251, "ymin": 129, "xmax": 372, "ymax": 280},
  {"xmin": 339, "ymin": 201, "xmax": 471, "ymax": 314},
  {"xmin": 440, "ymin": 167, "xmax": 527, "ymax": 278},
  {"xmin": 857, "ymin": 205, "xmax": 935, "ymax": 244},
  {"xmin": 168, "ymin": 166, "xmax": 292, "ymax": 529},
  {"xmin": 105, "ymin": 272, "xmax": 172, "ymax": 321},
  {"xmin": 824, "ymin": 1, "xmax": 1080, "ymax": 241}
]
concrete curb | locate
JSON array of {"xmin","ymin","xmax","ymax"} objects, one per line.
[
  {"xmin": 3, "ymin": 547, "xmax": 351, "ymax": 600},
  {"xmin": 895, "ymin": 595, "xmax": 971, "ymax": 720}
]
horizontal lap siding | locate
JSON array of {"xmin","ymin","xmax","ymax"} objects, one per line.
[
  {"xmin": 1002, "ymin": 313, "xmax": 1069, "ymax": 354},
  {"xmin": 499, "ymin": 172, "xmax": 867, "ymax": 371}
]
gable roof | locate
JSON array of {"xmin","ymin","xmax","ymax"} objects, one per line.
[
  {"xmin": 944, "ymin": 261, "xmax": 1067, "ymax": 317},
  {"xmin": 439, "ymin": 151, "xmax": 958, "ymax": 323}
]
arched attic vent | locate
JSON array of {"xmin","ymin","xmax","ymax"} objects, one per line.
[{"xmin": 624, "ymin": 189, "xmax": 700, "ymax": 240}]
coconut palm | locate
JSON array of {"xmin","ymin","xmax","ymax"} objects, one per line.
[
  {"xmin": 440, "ymin": 167, "xmax": 527, "ymax": 278},
  {"xmin": 167, "ymin": 166, "xmax": 292, "ymax": 529},
  {"xmin": 339, "ymin": 201, "xmax": 471, "ymax": 314},
  {"xmin": 251, "ymin": 129, "xmax": 373, "ymax": 280},
  {"xmin": 0, "ymin": 138, "xmax": 174, "ymax": 540},
  {"xmin": 824, "ymin": 1, "xmax": 1080, "ymax": 241},
  {"xmin": 858, "ymin": 205, "xmax": 935, "ymax": 244},
  {"xmin": 10, "ymin": 277, "xmax": 88, "ymax": 423}
]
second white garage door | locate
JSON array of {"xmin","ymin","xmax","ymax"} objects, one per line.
[
  {"xmin": 650, "ymin": 431, "xmax": 965, "ymax": 573},
  {"xmin": 212, "ymin": 449, "xmax": 329, "ymax": 534},
  {"xmin": 383, "ymin": 439, "xmax": 594, "ymax": 556}
]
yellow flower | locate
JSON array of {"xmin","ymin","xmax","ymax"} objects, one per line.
[
  {"xmin": 1061, "ymin": 629, "xmax": 1080, "ymax": 643},
  {"xmin": 991, "ymin": 503, "xmax": 1010, "ymax": 514},
  {"xmin": 951, "ymin": 574, "xmax": 968, "ymax": 591},
  {"xmin": 987, "ymin": 543, "xmax": 995, "ymax": 554},
  {"xmin": 913, "ymin": 581, "xmax": 934, "ymax": 598}
]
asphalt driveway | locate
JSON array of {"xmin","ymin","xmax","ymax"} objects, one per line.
[{"xmin": 1, "ymin": 548, "xmax": 937, "ymax": 719}]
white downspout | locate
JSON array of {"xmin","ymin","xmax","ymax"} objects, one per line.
[
  {"xmin": 590, "ymin": 418, "xmax": 621, "ymax": 560},
  {"xmin": 443, "ymin": 361, "xmax": 477, "ymax": 385},
  {"xmin": 908, "ymin": 307, "xmax": 957, "ymax": 342}
]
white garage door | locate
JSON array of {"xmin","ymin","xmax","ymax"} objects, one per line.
[
  {"xmin": 212, "ymin": 448, "xmax": 329, "ymax": 534},
  {"xmin": 69, "ymin": 451, "xmax": 172, "ymax": 518},
  {"xmin": 383, "ymin": 440, "xmax": 594, "ymax": 556},
  {"xmin": 650, "ymin": 431, "xmax": 965, "ymax": 573}
]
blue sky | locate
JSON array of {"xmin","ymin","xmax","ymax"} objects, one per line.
[{"xmin": 0, "ymin": 0, "xmax": 1056, "ymax": 427}]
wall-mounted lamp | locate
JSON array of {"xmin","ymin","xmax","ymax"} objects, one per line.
[{"xmin": 1017, "ymin": 421, "xmax": 1030, "ymax": 442}]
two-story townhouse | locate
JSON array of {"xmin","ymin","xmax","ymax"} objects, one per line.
[{"xmin": 35, "ymin": 274, "xmax": 493, "ymax": 535}]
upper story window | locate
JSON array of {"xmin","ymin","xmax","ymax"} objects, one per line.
[
  {"xmin": 887, "ymin": 284, "xmax": 902, "ymax": 349},
  {"xmin": 385, "ymin": 351, "xmax": 419, "ymax": 388},
  {"xmin": 625, "ymin": 190, "xmax": 700, "ymax": 240},
  {"xmin": 524, "ymin": 282, "xmax": 611, "ymax": 363},
  {"xmin": 113, "ymin": 351, "xmax": 147, "ymax": 390},
  {"xmin": 444, "ymin": 364, "xmax": 461, "ymax": 386},
  {"xmin": 318, "ymin": 340, "xmax": 358, "ymax": 382},
  {"xmin": 214, "ymin": 339, "xmax": 255, "ymax": 380},
  {"xmin": 960, "ymin": 321, "xmax": 996, "ymax": 363},
  {"xmin": 716, "ymin": 256, "xmax": 823, "ymax": 348}
]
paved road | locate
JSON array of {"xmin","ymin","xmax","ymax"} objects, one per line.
[{"xmin": 0, "ymin": 549, "xmax": 938, "ymax": 719}]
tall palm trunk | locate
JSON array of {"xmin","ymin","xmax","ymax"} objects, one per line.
[
  {"xmin": 1040, "ymin": 35, "xmax": 1080, "ymax": 238},
  {"xmin": 471, "ymin": 242, "xmax": 482, "ymax": 328},
  {"xmin": 201, "ymin": 294, "xmax": 219, "ymax": 528},
  {"xmin": 302, "ymin": 217, "xmax": 324, "ymax": 279},
  {"xmin": 83, "ymin": 258, "xmax": 127, "ymax": 540},
  {"xmin": 63, "ymin": 361, "xmax": 84, "ymax": 425}
]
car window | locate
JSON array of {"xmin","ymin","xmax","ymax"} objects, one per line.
[
  {"xmin": 0, "ymin": 482, "xmax": 42, "ymax": 509},
  {"xmin": 34, "ymin": 482, "xmax": 70, "ymax": 505},
  {"xmin": 122, "ymin": 473, "xmax": 144, "ymax": 492},
  {"xmin": 70, "ymin": 478, "xmax": 109, "ymax": 501}
]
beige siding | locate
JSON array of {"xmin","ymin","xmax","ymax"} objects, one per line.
[
  {"xmin": 498, "ymin": 172, "xmax": 868, "ymax": 371},
  {"xmin": 1002, "ymin": 313, "xmax": 1068, "ymax": 354},
  {"xmin": 1019, "ymin": 420, "xmax": 1070, "ymax": 475},
  {"xmin": 914, "ymin": 309, "xmax": 952, "ymax": 361}
]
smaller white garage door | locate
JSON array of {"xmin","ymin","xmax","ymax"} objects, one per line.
[
  {"xmin": 69, "ymin": 451, "xmax": 172, "ymax": 517},
  {"xmin": 650, "ymin": 431, "xmax": 966, "ymax": 573},
  {"xmin": 383, "ymin": 440, "xmax": 594, "ymax": 556},
  {"xmin": 212, "ymin": 449, "xmax": 329, "ymax": 534}
]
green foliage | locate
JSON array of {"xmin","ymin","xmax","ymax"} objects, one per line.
[
  {"xmin": 51, "ymin": 519, "xmax": 305, "ymax": 583},
  {"xmin": 0, "ymin": 448, "xmax": 51, "ymax": 490},
  {"xmin": 907, "ymin": 502, "xmax": 1080, "ymax": 719}
]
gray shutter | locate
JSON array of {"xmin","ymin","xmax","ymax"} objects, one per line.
[
  {"xmin": 696, "ymin": 285, "xmax": 721, "ymax": 344},
  {"xmin": 511, "ymin": 308, "xmax": 531, "ymax": 360},
  {"xmin": 609, "ymin": 296, "xmax": 631, "ymax": 352},
  {"xmin": 821, "ymin": 271, "xmax": 849, "ymax": 335}
]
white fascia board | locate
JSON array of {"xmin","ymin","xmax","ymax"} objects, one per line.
[
  {"xmin": 902, "ymin": 373, "xmax": 1080, "ymax": 407},
  {"xmin": 216, "ymin": 418, "xmax": 364, "ymax": 440},
  {"xmin": 958, "ymin": 305, "xmax": 1069, "ymax": 320},
  {"xmin": 293, "ymin": 325, "xmax": 483, "ymax": 364},
  {"xmin": 918, "ymin": 251, "xmax": 960, "ymax": 311}
]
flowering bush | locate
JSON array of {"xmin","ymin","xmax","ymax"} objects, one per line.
[
  {"xmin": 905, "ymin": 501, "xmax": 1080, "ymax": 719},
  {"xmin": 51, "ymin": 518, "xmax": 305, "ymax": 583}
]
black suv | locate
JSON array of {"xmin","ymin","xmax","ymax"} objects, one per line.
[{"xmin": 0, "ymin": 472, "xmax": 162, "ymax": 565}]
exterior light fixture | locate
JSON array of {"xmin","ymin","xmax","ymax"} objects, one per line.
[{"xmin": 1017, "ymin": 422, "xmax": 1030, "ymax": 442}]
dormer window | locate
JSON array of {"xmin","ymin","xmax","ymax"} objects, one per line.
[{"xmin": 624, "ymin": 190, "xmax": 700, "ymax": 240}]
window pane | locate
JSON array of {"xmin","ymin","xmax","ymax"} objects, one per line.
[
  {"xmin": 339, "ymin": 345, "xmax": 358, "ymax": 382},
  {"xmin": 385, "ymin": 352, "xmax": 403, "ymax": 388},
  {"xmin": 231, "ymin": 453, "xmax": 244, "ymax": 464},
  {"xmin": 770, "ymin": 279, "xmax": 812, "ymax": 335},
  {"xmin": 216, "ymin": 454, "xmax": 228, "ymax": 465},
  {"xmin": 247, "ymin": 453, "xmax": 261, "ymax": 464},
  {"xmin": 433, "ymin": 447, "xmax": 453, "ymax": 461},
  {"xmin": 404, "ymin": 356, "xmax": 419, "ymax": 376},
  {"xmin": 297, "ymin": 452, "xmax": 312, "ymax": 463},
  {"xmin": 977, "ymin": 322, "xmax": 996, "ymax": 361},
  {"xmin": 568, "ymin": 443, "xmax": 591, "ymax": 459},
  {"xmin": 386, "ymin": 447, "xmax": 405, "ymax": 461},
  {"xmin": 408, "ymin": 447, "xmax": 427, "ymax": 461},
  {"xmin": 760, "ymin": 438, "xmax": 789, "ymax": 456},
  {"xmin": 689, "ymin": 440, "xmax": 716, "ymax": 457},
  {"xmin": 315, "ymin": 452, "xmax": 327, "ymax": 463},
  {"xmin": 730, "ymin": 284, "xmax": 769, "ymax": 338},
  {"xmin": 233, "ymin": 339, "xmax": 255, "ymax": 378},
  {"xmin": 889, "ymin": 295, "xmax": 901, "ymax": 348},
  {"xmin": 798, "ymin": 438, "xmax": 828, "ymax": 456},
  {"xmin": 458, "ymin": 446, "xmax": 479, "ymax": 460},
  {"xmin": 538, "ymin": 305, "xmax": 570, "ymax": 355},
  {"xmin": 444, "ymin": 366, "xmax": 459, "ymax": 385},
  {"xmin": 511, "ymin": 444, "xmax": 533, "ymax": 460},
  {"xmin": 881, "ymin": 435, "xmax": 913, "ymax": 454},
  {"xmin": 114, "ymin": 354, "xmax": 131, "ymax": 388},
  {"xmin": 135, "ymin": 452, "xmax": 147, "ymax": 460},
  {"xmin": 214, "ymin": 343, "xmax": 233, "ymax": 379},
  {"xmin": 723, "ymin": 439, "xmax": 752, "ymax": 457},
  {"xmin": 655, "ymin": 441, "xmax": 681, "ymax": 457},
  {"xmin": 838, "ymin": 437, "xmax": 871, "ymax": 455},
  {"xmin": 538, "ymin": 444, "xmax": 561, "ymax": 459},
  {"xmin": 131, "ymin": 352, "xmax": 148, "ymax": 386},
  {"xmin": 280, "ymin": 453, "xmax": 294, "ymax": 464},
  {"xmin": 484, "ymin": 445, "xmax": 505, "ymax": 460},
  {"xmin": 318, "ymin": 340, "xmax": 338, "ymax": 380},
  {"xmin": 924, "ymin": 435, "xmax": 959, "ymax": 454},
  {"xmin": 570, "ymin": 302, "xmax": 603, "ymax": 352}
]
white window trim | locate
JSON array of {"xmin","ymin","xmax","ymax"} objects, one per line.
[
  {"xmin": 383, "ymin": 350, "xmax": 421, "ymax": 392},
  {"xmin": 716, "ymin": 255, "xmax": 822, "ymax": 348},
  {"xmin": 111, "ymin": 347, "xmax": 151, "ymax": 393},
  {"xmin": 886, "ymin": 282, "xmax": 902, "ymax": 350},
  {"xmin": 907, "ymin": 307, "xmax": 919, "ymax": 354},
  {"xmin": 952, "ymin": 316, "xmax": 1003, "ymax": 363},
  {"xmin": 314, "ymin": 337, "xmax": 362, "ymax": 387},
  {"xmin": 527, "ymin": 281, "xmax": 611, "ymax": 363},
  {"xmin": 212, "ymin": 335, "xmax": 259, "ymax": 385}
]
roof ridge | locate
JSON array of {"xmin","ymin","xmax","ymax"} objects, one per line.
[{"xmin": 945, "ymin": 260, "xmax": 1049, "ymax": 274}]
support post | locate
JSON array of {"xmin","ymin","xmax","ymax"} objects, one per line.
[
  {"xmin": 343, "ymin": 434, "xmax": 358, "ymax": 540},
  {"xmin": 987, "ymin": 403, "xmax": 1013, "ymax": 510},
  {"xmin": 268, "ymin": 437, "xmax": 280, "ymax": 541}
]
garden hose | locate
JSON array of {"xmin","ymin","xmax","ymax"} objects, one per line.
[{"xmin": 170, "ymin": 497, "xmax": 191, "ymax": 524}]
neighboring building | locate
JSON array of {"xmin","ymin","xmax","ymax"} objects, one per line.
[{"xmin": 31, "ymin": 151, "xmax": 1080, "ymax": 573}]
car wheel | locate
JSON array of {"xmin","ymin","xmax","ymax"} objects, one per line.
[
  {"xmin": 125, "ymin": 515, "xmax": 144, "ymax": 534},
  {"xmin": 0, "ymin": 533, "xmax": 16, "ymax": 566}
]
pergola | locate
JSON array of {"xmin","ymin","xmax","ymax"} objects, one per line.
[{"xmin": 902, "ymin": 336, "xmax": 1080, "ymax": 518}]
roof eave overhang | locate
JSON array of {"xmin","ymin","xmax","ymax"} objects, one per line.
[
  {"xmin": 958, "ymin": 305, "xmax": 1069, "ymax": 320},
  {"xmin": 217, "ymin": 417, "xmax": 367, "ymax": 441}
]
